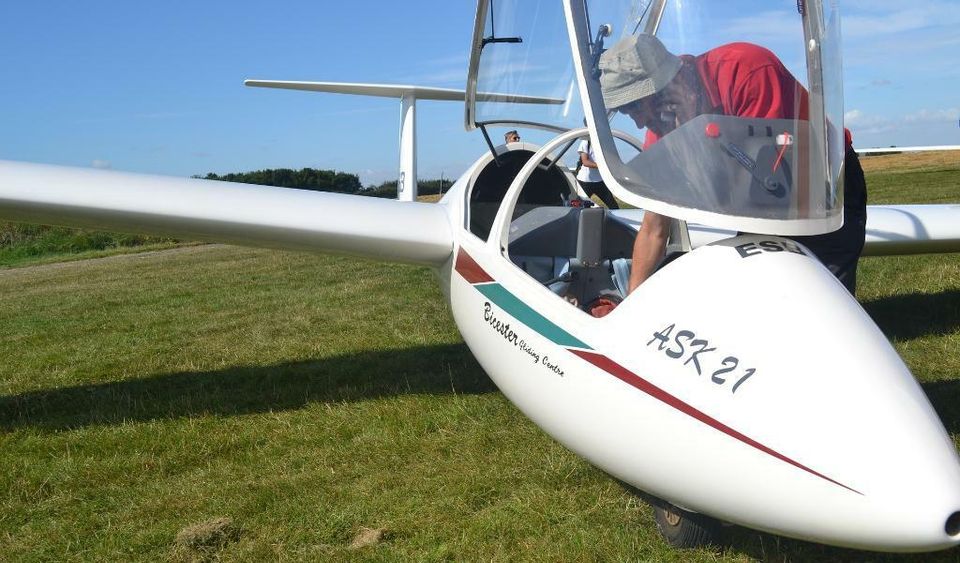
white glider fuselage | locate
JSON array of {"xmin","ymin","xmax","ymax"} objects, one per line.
[{"xmin": 434, "ymin": 144, "xmax": 960, "ymax": 552}]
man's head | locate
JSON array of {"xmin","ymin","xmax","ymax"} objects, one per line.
[
  {"xmin": 600, "ymin": 34, "xmax": 699, "ymax": 136},
  {"xmin": 504, "ymin": 130, "xmax": 520, "ymax": 143}
]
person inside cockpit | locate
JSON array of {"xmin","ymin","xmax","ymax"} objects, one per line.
[{"xmin": 599, "ymin": 34, "xmax": 867, "ymax": 295}]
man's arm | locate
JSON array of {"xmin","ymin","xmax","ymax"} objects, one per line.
[
  {"xmin": 579, "ymin": 152, "xmax": 598, "ymax": 168},
  {"xmin": 628, "ymin": 210, "xmax": 670, "ymax": 293}
]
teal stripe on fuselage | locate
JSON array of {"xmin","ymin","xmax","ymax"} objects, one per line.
[{"xmin": 475, "ymin": 283, "xmax": 592, "ymax": 350}]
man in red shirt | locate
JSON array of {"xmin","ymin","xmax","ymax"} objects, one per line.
[{"xmin": 600, "ymin": 34, "xmax": 866, "ymax": 295}]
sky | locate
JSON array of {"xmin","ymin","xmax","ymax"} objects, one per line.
[{"xmin": 1, "ymin": 1, "xmax": 958, "ymax": 186}]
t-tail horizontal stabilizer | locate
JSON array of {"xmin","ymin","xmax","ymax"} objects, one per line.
[
  {"xmin": 0, "ymin": 160, "xmax": 453, "ymax": 266},
  {"xmin": 244, "ymin": 80, "xmax": 564, "ymax": 202},
  {"xmin": 243, "ymin": 80, "xmax": 565, "ymax": 105}
]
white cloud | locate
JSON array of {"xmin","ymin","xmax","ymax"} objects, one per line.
[
  {"xmin": 845, "ymin": 109, "xmax": 896, "ymax": 133},
  {"xmin": 845, "ymin": 107, "xmax": 960, "ymax": 136},
  {"xmin": 902, "ymin": 108, "xmax": 960, "ymax": 123},
  {"xmin": 91, "ymin": 159, "xmax": 112, "ymax": 169}
]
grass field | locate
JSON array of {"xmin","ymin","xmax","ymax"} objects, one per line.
[
  {"xmin": 1, "ymin": 152, "xmax": 960, "ymax": 561},
  {"xmin": 0, "ymin": 223, "xmax": 182, "ymax": 269}
]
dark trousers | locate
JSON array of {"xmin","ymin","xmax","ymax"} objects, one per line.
[
  {"xmin": 578, "ymin": 180, "xmax": 620, "ymax": 209},
  {"xmin": 790, "ymin": 148, "xmax": 868, "ymax": 296}
]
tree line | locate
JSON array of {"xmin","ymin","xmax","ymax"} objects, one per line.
[
  {"xmin": 199, "ymin": 168, "xmax": 362, "ymax": 194},
  {"xmin": 199, "ymin": 168, "xmax": 452, "ymax": 199}
]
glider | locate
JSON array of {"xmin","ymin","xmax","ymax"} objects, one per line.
[{"xmin": 2, "ymin": 0, "xmax": 960, "ymax": 553}]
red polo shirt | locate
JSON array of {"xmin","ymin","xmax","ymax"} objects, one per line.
[
  {"xmin": 643, "ymin": 42, "xmax": 851, "ymax": 149},
  {"xmin": 696, "ymin": 42, "xmax": 808, "ymax": 121}
]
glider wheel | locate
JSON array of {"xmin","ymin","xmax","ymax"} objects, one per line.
[{"xmin": 653, "ymin": 501, "xmax": 720, "ymax": 549}]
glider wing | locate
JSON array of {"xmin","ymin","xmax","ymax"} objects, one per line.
[
  {"xmin": 613, "ymin": 205, "xmax": 960, "ymax": 256},
  {"xmin": 0, "ymin": 160, "xmax": 453, "ymax": 266}
]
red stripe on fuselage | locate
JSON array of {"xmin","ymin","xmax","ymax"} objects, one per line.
[
  {"xmin": 455, "ymin": 248, "xmax": 494, "ymax": 284},
  {"xmin": 569, "ymin": 349, "xmax": 862, "ymax": 495}
]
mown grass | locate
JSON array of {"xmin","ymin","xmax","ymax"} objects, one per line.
[
  {"xmin": 861, "ymin": 150, "xmax": 960, "ymax": 204},
  {"xmin": 0, "ymin": 153, "xmax": 959, "ymax": 561}
]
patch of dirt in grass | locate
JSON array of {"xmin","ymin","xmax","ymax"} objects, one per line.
[
  {"xmin": 350, "ymin": 526, "xmax": 388, "ymax": 549},
  {"xmin": 175, "ymin": 516, "xmax": 241, "ymax": 551}
]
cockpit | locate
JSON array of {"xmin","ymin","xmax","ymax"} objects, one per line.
[
  {"xmin": 465, "ymin": 133, "xmax": 638, "ymax": 317},
  {"xmin": 462, "ymin": 0, "xmax": 847, "ymax": 315}
]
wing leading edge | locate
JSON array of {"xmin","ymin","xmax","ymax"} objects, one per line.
[{"xmin": 0, "ymin": 160, "xmax": 453, "ymax": 266}]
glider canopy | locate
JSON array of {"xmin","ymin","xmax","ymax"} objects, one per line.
[{"xmin": 470, "ymin": 0, "xmax": 846, "ymax": 236}]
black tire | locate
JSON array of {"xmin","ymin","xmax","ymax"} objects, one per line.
[{"xmin": 653, "ymin": 502, "xmax": 721, "ymax": 549}]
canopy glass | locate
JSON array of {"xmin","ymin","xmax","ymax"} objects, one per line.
[
  {"xmin": 466, "ymin": 0, "xmax": 583, "ymax": 132},
  {"xmin": 471, "ymin": 0, "xmax": 847, "ymax": 235},
  {"xmin": 571, "ymin": 0, "xmax": 846, "ymax": 235}
]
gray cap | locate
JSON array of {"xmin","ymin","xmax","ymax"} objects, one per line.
[{"xmin": 599, "ymin": 34, "xmax": 682, "ymax": 109}]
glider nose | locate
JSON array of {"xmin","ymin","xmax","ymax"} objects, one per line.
[{"xmin": 612, "ymin": 236, "xmax": 960, "ymax": 551}]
